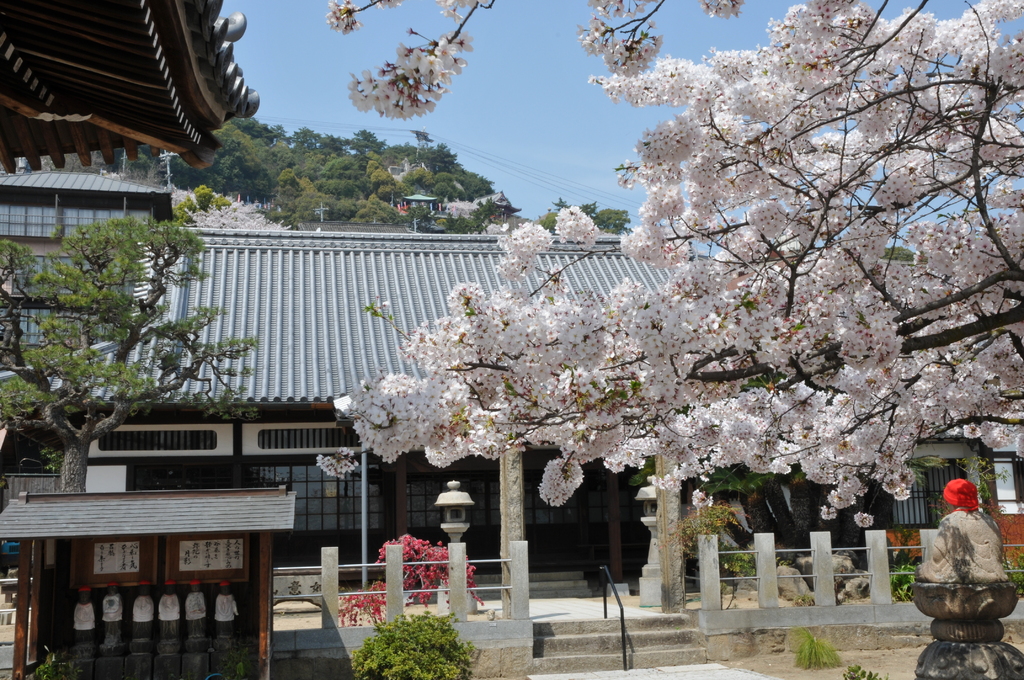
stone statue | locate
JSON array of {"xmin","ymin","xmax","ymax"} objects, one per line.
[
  {"xmin": 918, "ymin": 481, "xmax": 1007, "ymax": 585},
  {"xmin": 913, "ymin": 479, "xmax": 1024, "ymax": 679},
  {"xmin": 99, "ymin": 583, "xmax": 127, "ymax": 656},
  {"xmin": 214, "ymin": 581, "xmax": 238, "ymax": 650},
  {"xmin": 130, "ymin": 581, "xmax": 155, "ymax": 654},
  {"xmin": 72, "ymin": 587, "xmax": 96, "ymax": 658},
  {"xmin": 156, "ymin": 580, "xmax": 180, "ymax": 655},
  {"xmin": 184, "ymin": 580, "xmax": 210, "ymax": 652}
]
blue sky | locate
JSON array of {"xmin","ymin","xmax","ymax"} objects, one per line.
[{"xmin": 229, "ymin": 0, "xmax": 986, "ymax": 221}]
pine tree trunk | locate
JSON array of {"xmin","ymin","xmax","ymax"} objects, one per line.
[
  {"xmin": 59, "ymin": 439, "xmax": 90, "ymax": 493},
  {"xmin": 789, "ymin": 478, "xmax": 813, "ymax": 549},
  {"xmin": 764, "ymin": 479, "xmax": 797, "ymax": 546},
  {"xmin": 745, "ymin": 490, "xmax": 778, "ymax": 536}
]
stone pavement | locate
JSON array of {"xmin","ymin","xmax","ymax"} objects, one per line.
[{"xmin": 527, "ymin": 664, "xmax": 785, "ymax": 680}]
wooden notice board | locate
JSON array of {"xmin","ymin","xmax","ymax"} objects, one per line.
[
  {"xmin": 165, "ymin": 533, "xmax": 249, "ymax": 583},
  {"xmin": 70, "ymin": 536, "xmax": 158, "ymax": 588}
]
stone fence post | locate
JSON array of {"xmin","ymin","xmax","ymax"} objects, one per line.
[
  {"xmin": 865, "ymin": 530, "xmax": 892, "ymax": 605},
  {"xmin": 920, "ymin": 528, "xmax": 938, "ymax": 564},
  {"xmin": 698, "ymin": 535, "xmax": 721, "ymax": 611},
  {"xmin": 509, "ymin": 540, "xmax": 530, "ymax": 620},
  {"xmin": 811, "ymin": 531, "xmax": 836, "ymax": 607},
  {"xmin": 448, "ymin": 542, "xmax": 468, "ymax": 622},
  {"xmin": 754, "ymin": 533, "xmax": 779, "ymax": 609},
  {"xmin": 321, "ymin": 546, "xmax": 339, "ymax": 628},
  {"xmin": 385, "ymin": 543, "xmax": 403, "ymax": 622}
]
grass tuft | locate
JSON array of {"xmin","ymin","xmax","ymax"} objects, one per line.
[{"xmin": 793, "ymin": 627, "xmax": 842, "ymax": 669}]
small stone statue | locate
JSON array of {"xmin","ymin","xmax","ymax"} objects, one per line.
[
  {"xmin": 72, "ymin": 587, "xmax": 96, "ymax": 658},
  {"xmin": 914, "ymin": 479, "xmax": 1024, "ymax": 679},
  {"xmin": 130, "ymin": 581, "xmax": 155, "ymax": 654},
  {"xmin": 99, "ymin": 583, "xmax": 127, "ymax": 656},
  {"xmin": 156, "ymin": 580, "xmax": 181, "ymax": 655},
  {"xmin": 184, "ymin": 580, "xmax": 210, "ymax": 652},
  {"xmin": 214, "ymin": 581, "xmax": 238, "ymax": 650}
]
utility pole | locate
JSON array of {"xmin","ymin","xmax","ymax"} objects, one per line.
[
  {"xmin": 313, "ymin": 202, "xmax": 328, "ymax": 222},
  {"xmin": 158, "ymin": 151, "xmax": 178, "ymax": 191}
]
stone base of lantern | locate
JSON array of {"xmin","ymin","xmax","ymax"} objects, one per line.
[{"xmin": 915, "ymin": 640, "xmax": 1024, "ymax": 680}]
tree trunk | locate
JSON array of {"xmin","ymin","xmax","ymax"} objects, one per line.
[
  {"xmin": 837, "ymin": 495, "xmax": 866, "ymax": 548},
  {"xmin": 764, "ymin": 479, "xmax": 797, "ymax": 546},
  {"xmin": 789, "ymin": 477, "xmax": 813, "ymax": 549},
  {"xmin": 744, "ymin": 490, "xmax": 777, "ymax": 536},
  {"xmin": 865, "ymin": 480, "xmax": 895, "ymax": 532},
  {"xmin": 59, "ymin": 439, "xmax": 89, "ymax": 493}
]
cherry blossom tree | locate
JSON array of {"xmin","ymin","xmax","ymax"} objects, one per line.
[{"xmin": 323, "ymin": 0, "xmax": 1024, "ymax": 522}]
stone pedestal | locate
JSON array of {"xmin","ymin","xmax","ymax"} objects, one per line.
[
  {"xmin": 94, "ymin": 656, "xmax": 123, "ymax": 680},
  {"xmin": 72, "ymin": 658, "xmax": 94, "ymax": 680},
  {"xmin": 913, "ymin": 582, "xmax": 1024, "ymax": 679},
  {"xmin": 185, "ymin": 636, "xmax": 210, "ymax": 653},
  {"xmin": 639, "ymin": 513, "xmax": 662, "ymax": 607},
  {"xmin": 153, "ymin": 654, "xmax": 180, "ymax": 680},
  {"xmin": 125, "ymin": 653, "xmax": 153, "ymax": 680},
  {"xmin": 182, "ymin": 651, "xmax": 209, "ymax": 679},
  {"xmin": 129, "ymin": 639, "xmax": 154, "ymax": 655},
  {"xmin": 915, "ymin": 641, "xmax": 1024, "ymax": 679}
]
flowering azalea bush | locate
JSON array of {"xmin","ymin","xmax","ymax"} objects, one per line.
[
  {"xmin": 325, "ymin": 0, "xmax": 1024, "ymax": 525},
  {"xmin": 338, "ymin": 534, "xmax": 484, "ymax": 626}
]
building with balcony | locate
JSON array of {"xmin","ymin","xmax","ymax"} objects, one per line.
[{"xmin": 0, "ymin": 172, "xmax": 172, "ymax": 255}]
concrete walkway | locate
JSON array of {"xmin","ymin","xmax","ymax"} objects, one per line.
[{"xmin": 527, "ymin": 664, "xmax": 784, "ymax": 680}]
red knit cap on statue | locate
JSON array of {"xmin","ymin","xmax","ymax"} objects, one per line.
[{"xmin": 944, "ymin": 478, "xmax": 979, "ymax": 512}]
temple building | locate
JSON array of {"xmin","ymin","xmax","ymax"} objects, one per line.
[{"xmin": 3, "ymin": 229, "xmax": 675, "ymax": 577}]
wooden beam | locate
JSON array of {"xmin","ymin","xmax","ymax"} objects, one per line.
[
  {"xmin": 12, "ymin": 541, "xmax": 31, "ymax": 680},
  {"xmin": 95, "ymin": 126, "xmax": 115, "ymax": 165},
  {"xmin": 0, "ymin": 110, "xmax": 18, "ymax": 174},
  {"xmin": 35, "ymin": 119, "xmax": 65, "ymax": 169},
  {"xmin": 122, "ymin": 135, "xmax": 138, "ymax": 161},
  {"xmin": 28, "ymin": 541, "xmax": 42, "ymax": 664},
  {"xmin": 67, "ymin": 122, "xmax": 92, "ymax": 166},
  {"xmin": 9, "ymin": 115, "xmax": 42, "ymax": 171},
  {"xmin": 257, "ymin": 532, "xmax": 272, "ymax": 680},
  {"xmin": 150, "ymin": 144, "xmax": 161, "ymax": 157}
]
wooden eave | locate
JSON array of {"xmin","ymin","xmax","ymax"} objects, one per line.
[{"xmin": 0, "ymin": 0, "xmax": 259, "ymax": 172}]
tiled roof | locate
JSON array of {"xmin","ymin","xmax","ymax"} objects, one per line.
[
  {"xmin": 294, "ymin": 222, "xmax": 413, "ymax": 234},
  {"xmin": 161, "ymin": 230, "xmax": 671, "ymax": 405},
  {"xmin": 0, "ymin": 487, "xmax": 295, "ymax": 539},
  {"xmin": 0, "ymin": 172, "xmax": 169, "ymax": 195}
]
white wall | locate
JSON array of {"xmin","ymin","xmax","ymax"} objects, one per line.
[{"xmin": 86, "ymin": 465, "xmax": 127, "ymax": 492}]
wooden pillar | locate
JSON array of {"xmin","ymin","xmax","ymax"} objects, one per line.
[
  {"xmin": 606, "ymin": 470, "xmax": 623, "ymax": 583},
  {"xmin": 500, "ymin": 452, "xmax": 524, "ymax": 617},
  {"xmin": 12, "ymin": 540, "xmax": 31, "ymax": 680},
  {"xmin": 257, "ymin": 532, "xmax": 272, "ymax": 680},
  {"xmin": 28, "ymin": 541, "xmax": 41, "ymax": 663},
  {"xmin": 395, "ymin": 456, "xmax": 408, "ymax": 538}
]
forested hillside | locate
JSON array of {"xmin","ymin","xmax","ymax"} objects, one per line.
[{"xmin": 123, "ymin": 118, "xmax": 494, "ymax": 226}]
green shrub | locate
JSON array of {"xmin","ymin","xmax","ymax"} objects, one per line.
[
  {"xmin": 844, "ymin": 665, "xmax": 889, "ymax": 680},
  {"xmin": 793, "ymin": 628, "xmax": 842, "ymax": 669},
  {"xmin": 890, "ymin": 563, "xmax": 916, "ymax": 602},
  {"xmin": 352, "ymin": 613, "xmax": 474, "ymax": 680},
  {"xmin": 793, "ymin": 593, "xmax": 815, "ymax": 607},
  {"xmin": 35, "ymin": 650, "xmax": 80, "ymax": 680}
]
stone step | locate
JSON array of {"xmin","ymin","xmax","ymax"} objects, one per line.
[
  {"xmin": 533, "ymin": 613, "xmax": 696, "ymax": 636},
  {"xmin": 534, "ymin": 629, "xmax": 702, "ymax": 656},
  {"xmin": 475, "ymin": 570, "xmax": 585, "ymax": 584},
  {"xmin": 528, "ymin": 647, "xmax": 707, "ymax": 674}
]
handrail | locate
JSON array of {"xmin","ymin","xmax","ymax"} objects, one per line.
[{"xmin": 599, "ymin": 565, "xmax": 628, "ymax": 672}]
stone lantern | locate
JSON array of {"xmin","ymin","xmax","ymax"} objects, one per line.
[
  {"xmin": 435, "ymin": 481, "xmax": 474, "ymax": 544},
  {"xmin": 637, "ymin": 485, "xmax": 662, "ymax": 607}
]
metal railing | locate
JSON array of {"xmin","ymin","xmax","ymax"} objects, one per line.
[{"xmin": 599, "ymin": 565, "xmax": 628, "ymax": 672}]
